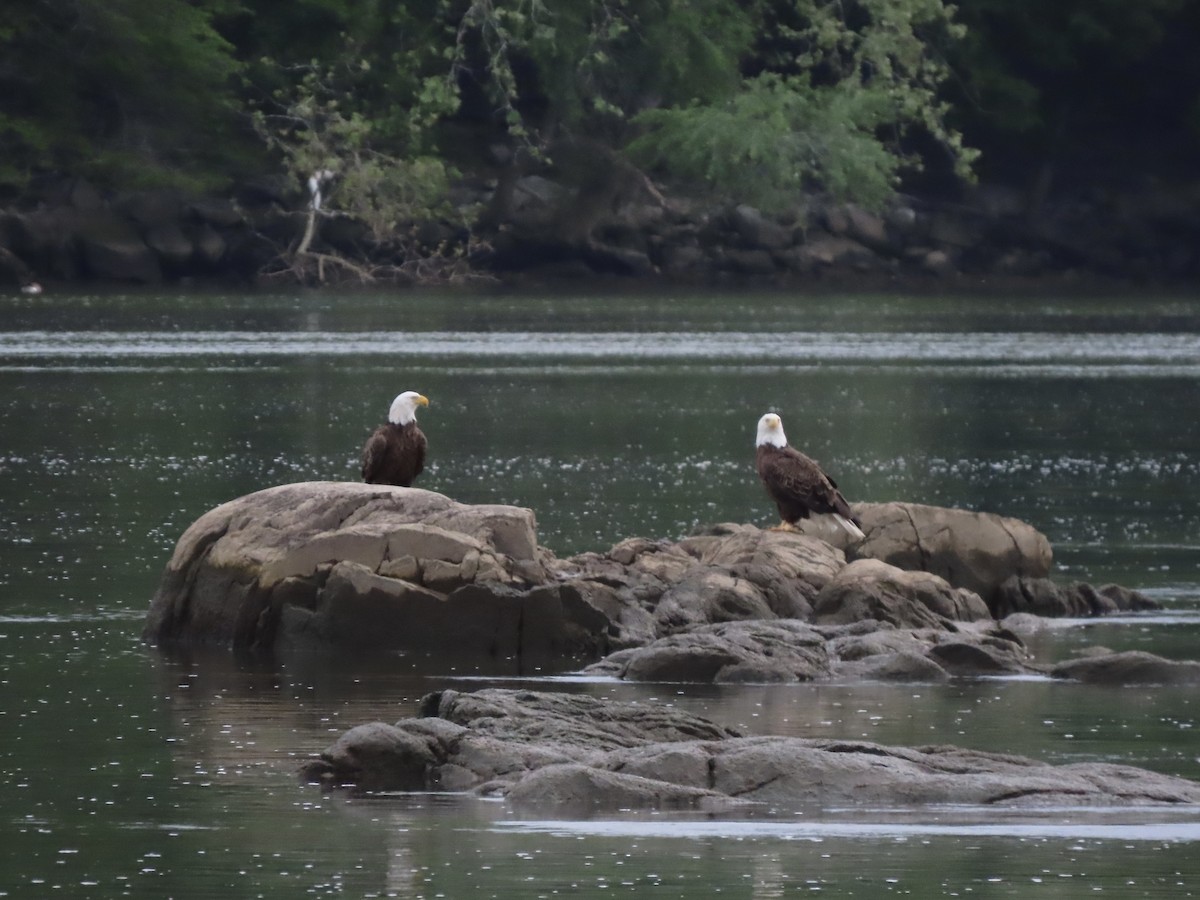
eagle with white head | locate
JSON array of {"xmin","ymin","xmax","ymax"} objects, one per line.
[
  {"xmin": 361, "ymin": 391, "xmax": 429, "ymax": 486},
  {"xmin": 755, "ymin": 412, "xmax": 864, "ymax": 540}
]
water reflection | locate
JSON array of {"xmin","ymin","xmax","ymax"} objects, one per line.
[{"xmin": 3, "ymin": 328, "xmax": 1200, "ymax": 372}]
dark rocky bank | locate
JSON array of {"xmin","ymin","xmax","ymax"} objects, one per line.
[{"xmin": 5, "ymin": 174, "xmax": 1200, "ymax": 289}]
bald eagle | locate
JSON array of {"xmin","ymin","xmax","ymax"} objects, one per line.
[
  {"xmin": 361, "ymin": 391, "xmax": 429, "ymax": 486},
  {"xmin": 755, "ymin": 412, "xmax": 865, "ymax": 540}
]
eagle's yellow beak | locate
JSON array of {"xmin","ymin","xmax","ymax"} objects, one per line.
[{"xmin": 416, "ymin": 394, "xmax": 430, "ymax": 407}]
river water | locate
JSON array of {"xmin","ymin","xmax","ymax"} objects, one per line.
[{"xmin": 1, "ymin": 288, "xmax": 1198, "ymax": 898}]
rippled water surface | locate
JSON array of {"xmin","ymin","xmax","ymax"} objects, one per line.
[{"xmin": 1, "ymin": 288, "xmax": 1199, "ymax": 898}]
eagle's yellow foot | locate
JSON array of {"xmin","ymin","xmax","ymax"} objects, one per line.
[{"xmin": 768, "ymin": 521, "xmax": 798, "ymax": 532}]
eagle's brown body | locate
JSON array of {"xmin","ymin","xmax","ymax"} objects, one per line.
[
  {"xmin": 361, "ymin": 421, "xmax": 427, "ymax": 487},
  {"xmin": 755, "ymin": 442, "xmax": 860, "ymax": 529}
]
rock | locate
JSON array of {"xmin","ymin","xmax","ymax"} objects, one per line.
[
  {"xmin": 653, "ymin": 568, "xmax": 776, "ymax": 631},
  {"xmin": 144, "ymin": 223, "xmax": 195, "ymax": 268},
  {"xmin": 920, "ymin": 248, "xmax": 957, "ymax": 276},
  {"xmin": 994, "ymin": 576, "xmax": 1160, "ymax": 618},
  {"xmin": 188, "ymin": 223, "xmax": 227, "ymax": 266},
  {"xmin": 927, "ymin": 208, "xmax": 984, "ymax": 249},
  {"xmin": 813, "ymin": 558, "xmax": 992, "ymax": 628},
  {"xmin": 143, "ymin": 482, "xmax": 609, "ymax": 662},
  {"xmin": 77, "ymin": 212, "xmax": 162, "ymax": 282},
  {"xmin": 304, "ymin": 688, "xmax": 1200, "ymax": 809},
  {"xmin": 188, "ymin": 197, "xmax": 245, "ymax": 229},
  {"xmin": 927, "ymin": 636, "xmax": 1028, "ymax": 676},
  {"xmin": 791, "ymin": 236, "xmax": 878, "ymax": 270},
  {"xmin": 996, "ymin": 612, "xmax": 1051, "ymax": 637},
  {"xmin": 723, "ymin": 247, "xmax": 777, "ymax": 275},
  {"xmin": 842, "ymin": 203, "xmax": 893, "ymax": 254},
  {"xmin": 425, "ymin": 688, "xmax": 738, "ymax": 752},
  {"xmin": 116, "ymin": 190, "xmax": 185, "ymax": 230},
  {"xmin": 695, "ymin": 527, "xmax": 843, "ymax": 603},
  {"xmin": 642, "ymin": 531, "xmax": 837, "ymax": 632},
  {"xmin": 728, "ymin": 205, "xmax": 793, "ymax": 250},
  {"xmin": 594, "ymin": 619, "xmax": 831, "ymax": 684},
  {"xmin": 304, "ymin": 720, "xmax": 447, "ymax": 793},
  {"xmin": 592, "ymin": 614, "xmax": 1035, "ymax": 684},
  {"xmin": 837, "ymin": 649, "xmax": 951, "ymax": 683},
  {"xmin": 827, "ymin": 620, "xmax": 1031, "ymax": 680},
  {"xmin": 852, "ymin": 502, "xmax": 1053, "ymax": 608},
  {"xmin": 146, "ymin": 484, "xmax": 1146, "ymax": 678},
  {"xmin": 1052, "ymin": 651, "xmax": 1200, "ymax": 686},
  {"xmin": 657, "ymin": 242, "xmax": 709, "ymax": 275},
  {"xmin": 581, "ymin": 240, "xmax": 655, "ymax": 276},
  {"xmin": 504, "ymin": 763, "xmax": 744, "ymax": 812}
]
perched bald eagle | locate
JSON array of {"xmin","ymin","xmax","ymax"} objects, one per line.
[
  {"xmin": 361, "ymin": 391, "xmax": 429, "ymax": 486},
  {"xmin": 755, "ymin": 412, "xmax": 865, "ymax": 540}
]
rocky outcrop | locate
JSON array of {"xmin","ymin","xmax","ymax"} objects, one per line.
[
  {"xmin": 143, "ymin": 481, "xmax": 609, "ymax": 663},
  {"xmin": 145, "ymin": 483, "xmax": 1157, "ymax": 676},
  {"xmin": 301, "ymin": 688, "xmax": 1200, "ymax": 809}
]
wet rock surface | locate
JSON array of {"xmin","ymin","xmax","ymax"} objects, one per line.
[
  {"xmin": 301, "ymin": 688, "xmax": 1200, "ymax": 810},
  {"xmin": 1052, "ymin": 651, "xmax": 1200, "ymax": 686},
  {"xmin": 144, "ymin": 484, "xmax": 1200, "ymax": 814},
  {"xmin": 145, "ymin": 483, "xmax": 1160, "ymax": 679}
]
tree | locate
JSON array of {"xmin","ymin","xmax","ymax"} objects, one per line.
[
  {"xmin": 444, "ymin": 0, "xmax": 975, "ymax": 214},
  {"xmin": 0, "ymin": 0, "xmax": 247, "ymax": 195},
  {"xmin": 250, "ymin": 64, "xmax": 468, "ymax": 284},
  {"xmin": 943, "ymin": 0, "xmax": 1198, "ymax": 204}
]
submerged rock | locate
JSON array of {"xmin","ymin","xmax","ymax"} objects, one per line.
[
  {"xmin": 302, "ymin": 688, "xmax": 1200, "ymax": 810},
  {"xmin": 1052, "ymin": 651, "xmax": 1200, "ymax": 685},
  {"xmin": 587, "ymin": 617, "xmax": 1033, "ymax": 684},
  {"xmin": 587, "ymin": 619, "xmax": 832, "ymax": 684},
  {"xmin": 994, "ymin": 576, "xmax": 1160, "ymax": 618}
]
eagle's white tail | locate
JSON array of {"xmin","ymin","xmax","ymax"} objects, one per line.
[{"xmin": 834, "ymin": 514, "xmax": 866, "ymax": 541}]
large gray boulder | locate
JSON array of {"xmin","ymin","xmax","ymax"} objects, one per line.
[
  {"xmin": 302, "ymin": 688, "xmax": 1200, "ymax": 810},
  {"xmin": 144, "ymin": 481, "xmax": 610, "ymax": 662},
  {"xmin": 849, "ymin": 502, "xmax": 1053, "ymax": 609}
]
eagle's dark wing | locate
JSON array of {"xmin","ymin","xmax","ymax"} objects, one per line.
[
  {"xmin": 407, "ymin": 425, "xmax": 427, "ymax": 484},
  {"xmin": 768, "ymin": 446, "xmax": 858, "ymax": 522},
  {"xmin": 361, "ymin": 427, "xmax": 391, "ymax": 483}
]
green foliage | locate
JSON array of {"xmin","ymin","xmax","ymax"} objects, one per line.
[
  {"xmin": 253, "ymin": 68, "xmax": 459, "ymax": 246},
  {"xmin": 945, "ymin": 0, "xmax": 1198, "ymax": 180},
  {"xmin": 631, "ymin": 0, "xmax": 976, "ymax": 211},
  {"xmin": 629, "ymin": 75, "xmax": 898, "ymax": 211},
  {"xmin": 448, "ymin": 0, "xmax": 756, "ymax": 141},
  {"xmin": 0, "ymin": 0, "xmax": 246, "ymax": 193},
  {"xmin": 2, "ymin": 0, "xmax": 1193, "ymax": 219}
]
